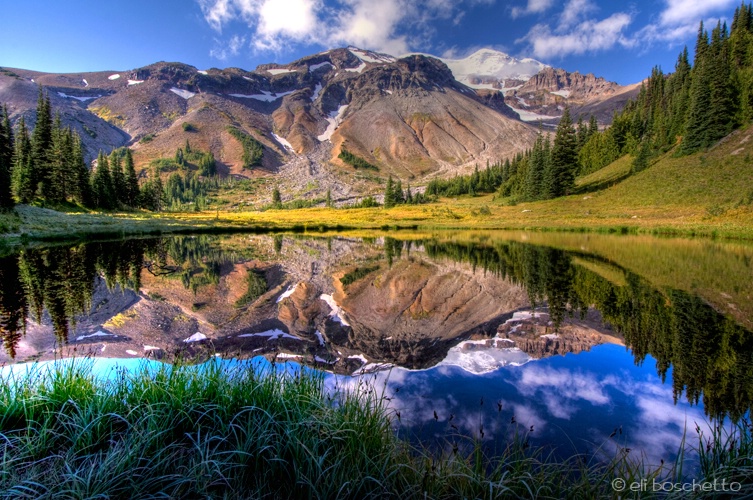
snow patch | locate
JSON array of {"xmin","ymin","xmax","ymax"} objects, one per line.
[
  {"xmin": 384, "ymin": 89, "xmax": 393, "ymax": 95},
  {"xmin": 540, "ymin": 333, "xmax": 559, "ymax": 340},
  {"xmin": 314, "ymin": 330, "xmax": 326, "ymax": 346},
  {"xmin": 276, "ymin": 283, "xmax": 298, "ymax": 302},
  {"xmin": 143, "ymin": 345, "xmax": 161, "ymax": 351},
  {"xmin": 277, "ymin": 353, "xmax": 300, "ymax": 359},
  {"xmin": 183, "ymin": 332, "xmax": 207, "ymax": 343},
  {"xmin": 170, "ymin": 88, "xmax": 196, "ymax": 99},
  {"xmin": 516, "ymin": 97, "xmax": 529, "ymax": 107},
  {"xmin": 320, "ymin": 293, "xmax": 350, "ymax": 326},
  {"xmin": 505, "ymin": 104, "xmax": 560, "ymax": 122},
  {"xmin": 355, "ymin": 362, "xmax": 393, "ymax": 374},
  {"xmin": 108, "ymin": 74, "xmax": 121, "ymax": 80},
  {"xmin": 550, "ymin": 89, "xmax": 571, "ymax": 98},
  {"xmin": 267, "ymin": 68, "xmax": 294, "ymax": 75},
  {"xmin": 198, "ymin": 70, "xmax": 208, "ymax": 75},
  {"xmin": 238, "ymin": 329, "xmax": 299, "ymax": 340},
  {"xmin": 345, "ymin": 63, "xmax": 367, "ymax": 73},
  {"xmin": 309, "ymin": 61, "xmax": 333, "ymax": 72},
  {"xmin": 75, "ymin": 331, "xmax": 114, "ymax": 341},
  {"xmin": 441, "ymin": 346, "xmax": 532, "ymax": 374},
  {"xmin": 272, "ymin": 133, "xmax": 295, "ymax": 152},
  {"xmin": 128, "ymin": 79, "xmax": 144, "ymax": 85},
  {"xmin": 317, "ymin": 104, "xmax": 348, "ymax": 142},
  {"xmin": 348, "ymin": 354, "xmax": 368, "ymax": 364},
  {"xmin": 310, "ymin": 82, "xmax": 322, "ymax": 101},
  {"xmin": 229, "ymin": 90, "xmax": 294, "ymax": 102},
  {"xmin": 82, "ymin": 79, "xmax": 88, "ymax": 87},
  {"xmin": 57, "ymin": 92, "xmax": 100, "ymax": 102},
  {"xmin": 349, "ymin": 48, "xmax": 395, "ymax": 64},
  {"xmin": 315, "ymin": 355, "xmax": 338, "ymax": 364},
  {"xmin": 126, "ymin": 350, "xmax": 138, "ymax": 356}
]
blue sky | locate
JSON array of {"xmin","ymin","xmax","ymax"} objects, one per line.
[{"xmin": 0, "ymin": 0, "xmax": 743, "ymax": 85}]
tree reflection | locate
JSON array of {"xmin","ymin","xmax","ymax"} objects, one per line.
[{"xmin": 423, "ymin": 239, "xmax": 753, "ymax": 420}]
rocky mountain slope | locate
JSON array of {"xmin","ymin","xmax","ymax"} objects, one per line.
[{"xmin": 0, "ymin": 47, "xmax": 638, "ymax": 196}]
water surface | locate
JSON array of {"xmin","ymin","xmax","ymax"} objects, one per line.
[{"xmin": 1, "ymin": 231, "xmax": 751, "ymax": 465}]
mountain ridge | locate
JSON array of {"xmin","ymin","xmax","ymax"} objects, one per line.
[{"xmin": 0, "ymin": 46, "xmax": 638, "ymax": 200}]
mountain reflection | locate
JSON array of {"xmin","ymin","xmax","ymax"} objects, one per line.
[{"xmin": 0, "ymin": 233, "xmax": 751, "ymax": 420}]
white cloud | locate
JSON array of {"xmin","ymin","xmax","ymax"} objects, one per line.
[
  {"xmin": 510, "ymin": 0, "xmax": 554, "ymax": 19},
  {"xmin": 210, "ymin": 34, "xmax": 248, "ymax": 60},
  {"xmin": 558, "ymin": 0, "xmax": 597, "ymax": 29},
  {"xmin": 520, "ymin": 12, "xmax": 634, "ymax": 59},
  {"xmin": 633, "ymin": 0, "xmax": 736, "ymax": 46},
  {"xmin": 659, "ymin": 0, "xmax": 737, "ymax": 27},
  {"xmin": 198, "ymin": 0, "xmax": 484, "ymax": 58}
]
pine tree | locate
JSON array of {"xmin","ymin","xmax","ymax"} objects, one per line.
[
  {"xmin": 272, "ymin": 186, "xmax": 281, "ymax": 207},
  {"xmin": 46, "ymin": 115, "xmax": 68, "ymax": 203},
  {"xmin": 70, "ymin": 134, "xmax": 91, "ymax": 206},
  {"xmin": 325, "ymin": 188, "xmax": 332, "ymax": 208},
  {"xmin": 31, "ymin": 89, "xmax": 53, "ymax": 199},
  {"xmin": 545, "ymin": 107, "xmax": 578, "ymax": 198},
  {"xmin": 682, "ymin": 23, "xmax": 712, "ymax": 154},
  {"xmin": 123, "ymin": 148, "xmax": 139, "ymax": 207},
  {"xmin": 588, "ymin": 115, "xmax": 599, "ymax": 137},
  {"xmin": 384, "ymin": 176, "xmax": 396, "ymax": 208},
  {"xmin": 91, "ymin": 152, "xmax": 115, "ymax": 209},
  {"xmin": 707, "ymin": 21, "xmax": 734, "ymax": 143},
  {"xmin": 525, "ymin": 132, "xmax": 545, "ymax": 200},
  {"xmin": 11, "ymin": 117, "xmax": 34, "ymax": 204},
  {"xmin": 110, "ymin": 150, "xmax": 125, "ymax": 206},
  {"xmin": 0, "ymin": 106, "xmax": 13, "ymax": 209}
]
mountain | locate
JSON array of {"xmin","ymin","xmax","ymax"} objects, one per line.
[
  {"xmin": 437, "ymin": 48, "xmax": 548, "ymax": 90},
  {"xmin": 0, "ymin": 46, "xmax": 637, "ymax": 200},
  {"xmin": 504, "ymin": 67, "xmax": 642, "ymax": 125}
]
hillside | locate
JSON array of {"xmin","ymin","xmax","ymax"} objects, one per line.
[{"xmin": 0, "ymin": 46, "xmax": 639, "ymax": 203}]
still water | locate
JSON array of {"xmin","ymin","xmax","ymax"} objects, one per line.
[{"xmin": 1, "ymin": 231, "xmax": 751, "ymax": 466}]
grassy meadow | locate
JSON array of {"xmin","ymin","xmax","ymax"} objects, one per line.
[{"xmin": 2, "ymin": 130, "xmax": 753, "ymax": 244}]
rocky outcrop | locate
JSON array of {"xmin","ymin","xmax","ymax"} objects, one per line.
[
  {"xmin": 497, "ymin": 309, "xmax": 623, "ymax": 358},
  {"xmin": 506, "ymin": 67, "xmax": 641, "ymax": 125}
]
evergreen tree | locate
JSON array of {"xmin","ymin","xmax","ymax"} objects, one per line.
[
  {"xmin": 30, "ymin": 89, "xmax": 53, "ymax": 199},
  {"xmin": 123, "ymin": 148, "xmax": 140, "ymax": 207},
  {"xmin": 0, "ymin": 106, "xmax": 13, "ymax": 209},
  {"xmin": 682, "ymin": 23, "xmax": 712, "ymax": 154},
  {"xmin": 110, "ymin": 150, "xmax": 125, "ymax": 206},
  {"xmin": 91, "ymin": 152, "xmax": 115, "ymax": 209},
  {"xmin": 545, "ymin": 107, "xmax": 578, "ymax": 198},
  {"xmin": 272, "ymin": 186, "xmax": 281, "ymax": 207},
  {"xmin": 70, "ymin": 134, "xmax": 91, "ymax": 206},
  {"xmin": 384, "ymin": 176, "xmax": 396, "ymax": 208},
  {"xmin": 588, "ymin": 115, "xmax": 599, "ymax": 137},
  {"xmin": 394, "ymin": 179, "xmax": 405, "ymax": 204},
  {"xmin": 11, "ymin": 117, "xmax": 34, "ymax": 204},
  {"xmin": 325, "ymin": 188, "xmax": 332, "ymax": 208},
  {"xmin": 707, "ymin": 21, "xmax": 734, "ymax": 143},
  {"xmin": 46, "ymin": 115, "xmax": 69, "ymax": 203}
]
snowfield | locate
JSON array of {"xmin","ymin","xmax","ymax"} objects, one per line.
[
  {"xmin": 317, "ymin": 105, "xmax": 348, "ymax": 141},
  {"xmin": 170, "ymin": 88, "xmax": 196, "ymax": 99},
  {"xmin": 229, "ymin": 90, "xmax": 294, "ymax": 102}
]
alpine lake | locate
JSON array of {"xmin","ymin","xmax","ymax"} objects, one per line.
[{"xmin": 1, "ymin": 230, "xmax": 752, "ymax": 472}]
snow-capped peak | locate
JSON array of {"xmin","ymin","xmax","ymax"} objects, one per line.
[
  {"xmin": 438, "ymin": 49, "xmax": 548, "ymax": 90},
  {"xmin": 347, "ymin": 47, "xmax": 396, "ymax": 65}
]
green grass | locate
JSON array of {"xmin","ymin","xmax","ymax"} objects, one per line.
[
  {"xmin": 0, "ymin": 359, "xmax": 750, "ymax": 499},
  {"xmin": 3, "ymin": 125, "xmax": 753, "ymax": 243}
]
